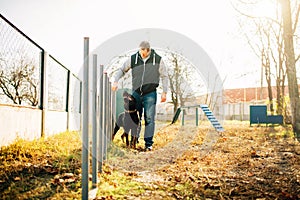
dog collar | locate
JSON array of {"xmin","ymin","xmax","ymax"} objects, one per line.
[{"xmin": 125, "ymin": 109, "xmax": 137, "ymax": 113}]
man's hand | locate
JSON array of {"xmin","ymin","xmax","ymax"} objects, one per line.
[
  {"xmin": 112, "ymin": 82, "xmax": 118, "ymax": 91},
  {"xmin": 161, "ymin": 92, "xmax": 167, "ymax": 102}
]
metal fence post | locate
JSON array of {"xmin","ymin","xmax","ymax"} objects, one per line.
[
  {"xmin": 111, "ymin": 88, "xmax": 115, "ymax": 137},
  {"xmin": 82, "ymin": 37, "xmax": 89, "ymax": 200},
  {"xmin": 92, "ymin": 54, "xmax": 98, "ymax": 188},
  {"xmin": 98, "ymin": 65, "xmax": 104, "ymax": 172},
  {"xmin": 107, "ymin": 81, "xmax": 110, "ymax": 143},
  {"xmin": 41, "ymin": 51, "xmax": 49, "ymax": 137},
  {"xmin": 103, "ymin": 72, "xmax": 108, "ymax": 160},
  {"xmin": 182, "ymin": 109, "xmax": 185, "ymax": 126},
  {"xmin": 108, "ymin": 81, "xmax": 112, "ymax": 141},
  {"xmin": 66, "ymin": 70, "xmax": 71, "ymax": 131},
  {"xmin": 196, "ymin": 107, "xmax": 199, "ymax": 126}
]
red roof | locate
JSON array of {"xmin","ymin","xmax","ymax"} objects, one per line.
[{"xmin": 223, "ymin": 86, "xmax": 292, "ymax": 104}]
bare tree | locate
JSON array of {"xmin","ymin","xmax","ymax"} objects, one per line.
[
  {"xmin": 168, "ymin": 52, "xmax": 180, "ymax": 113},
  {"xmin": 164, "ymin": 51, "xmax": 203, "ymax": 113},
  {"xmin": 107, "ymin": 53, "xmax": 134, "ymax": 89},
  {"xmin": 233, "ymin": 0, "xmax": 300, "ymax": 121},
  {"xmin": 280, "ymin": 0, "xmax": 300, "ymax": 137},
  {"xmin": 204, "ymin": 73, "xmax": 225, "ymax": 112},
  {"xmin": 260, "ymin": 21, "xmax": 275, "ymax": 114},
  {"xmin": 0, "ymin": 54, "xmax": 39, "ymax": 106}
]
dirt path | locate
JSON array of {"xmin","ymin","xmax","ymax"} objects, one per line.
[
  {"xmin": 100, "ymin": 121, "xmax": 221, "ymax": 199},
  {"xmin": 97, "ymin": 122, "xmax": 300, "ymax": 199},
  {"xmin": 107, "ymin": 121, "xmax": 219, "ymax": 173}
]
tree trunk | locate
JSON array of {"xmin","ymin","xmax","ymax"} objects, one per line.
[
  {"xmin": 266, "ymin": 66, "xmax": 274, "ymax": 114},
  {"xmin": 262, "ymin": 50, "xmax": 274, "ymax": 114},
  {"xmin": 280, "ymin": 0, "xmax": 300, "ymax": 138},
  {"xmin": 276, "ymin": 78, "xmax": 283, "ymax": 115}
]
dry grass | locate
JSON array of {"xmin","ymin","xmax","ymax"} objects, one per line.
[
  {"xmin": 0, "ymin": 131, "xmax": 82, "ymax": 199},
  {"xmin": 97, "ymin": 121, "xmax": 300, "ymax": 199},
  {"xmin": 1, "ymin": 121, "xmax": 300, "ymax": 199},
  {"xmin": 152, "ymin": 122, "xmax": 300, "ymax": 199}
]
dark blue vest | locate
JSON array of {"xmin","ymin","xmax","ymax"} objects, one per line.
[{"xmin": 130, "ymin": 49, "xmax": 161, "ymax": 95}]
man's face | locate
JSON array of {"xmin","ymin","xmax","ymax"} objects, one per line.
[{"xmin": 140, "ymin": 48, "xmax": 150, "ymax": 59}]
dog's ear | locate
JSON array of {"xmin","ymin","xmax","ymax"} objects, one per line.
[
  {"xmin": 123, "ymin": 91, "xmax": 129, "ymax": 97},
  {"xmin": 128, "ymin": 94, "xmax": 136, "ymax": 101}
]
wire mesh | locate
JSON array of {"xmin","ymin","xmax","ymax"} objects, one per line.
[
  {"xmin": 0, "ymin": 15, "xmax": 42, "ymax": 106},
  {"xmin": 47, "ymin": 57, "xmax": 69, "ymax": 111},
  {"xmin": 0, "ymin": 14, "xmax": 81, "ymax": 112},
  {"xmin": 69, "ymin": 74, "xmax": 82, "ymax": 113}
]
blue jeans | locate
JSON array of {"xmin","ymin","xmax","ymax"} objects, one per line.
[{"xmin": 132, "ymin": 91, "xmax": 157, "ymax": 147}]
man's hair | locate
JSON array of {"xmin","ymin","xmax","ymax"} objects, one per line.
[{"xmin": 139, "ymin": 41, "xmax": 150, "ymax": 49}]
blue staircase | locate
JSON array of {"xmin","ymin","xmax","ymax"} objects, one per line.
[{"xmin": 200, "ymin": 104, "xmax": 224, "ymax": 132}]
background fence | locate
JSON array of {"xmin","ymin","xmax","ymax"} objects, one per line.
[{"xmin": 0, "ymin": 14, "xmax": 81, "ymax": 146}]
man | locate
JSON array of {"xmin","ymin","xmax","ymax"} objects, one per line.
[{"xmin": 112, "ymin": 41, "xmax": 168, "ymax": 151}]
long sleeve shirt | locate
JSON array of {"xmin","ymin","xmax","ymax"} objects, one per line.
[{"xmin": 113, "ymin": 51, "xmax": 168, "ymax": 93}]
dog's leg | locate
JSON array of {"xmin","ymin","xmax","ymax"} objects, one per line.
[
  {"xmin": 130, "ymin": 127, "xmax": 138, "ymax": 149},
  {"xmin": 133, "ymin": 136, "xmax": 137, "ymax": 149},
  {"xmin": 120, "ymin": 132, "xmax": 130, "ymax": 147},
  {"xmin": 130, "ymin": 135, "xmax": 136, "ymax": 149},
  {"xmin": 125, "ymin": 133, "xmax": 129, "ymax": 147},
  {"xmin": 121, "ymin": 132, "xmax": 125, "ymax": 143},
  {"xmin": 113, "ymin": 113, "xmax": 124, "ymax": 142},
  {"xmin": 130, "ymin": 135, "xmax": 133, "ymax": 148}
]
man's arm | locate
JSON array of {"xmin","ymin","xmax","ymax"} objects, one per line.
[
  {"xmin": 159, "ymin": 59, "xmax": 168, "ymax": 102},
  {"xmin": 112, "ymin": 58, "xmax": 131, "ymax": 91}
]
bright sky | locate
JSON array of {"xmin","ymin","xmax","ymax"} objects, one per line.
[{"xmin": 0, "ymin": 0, "xmax": 262, "ymax": 89}]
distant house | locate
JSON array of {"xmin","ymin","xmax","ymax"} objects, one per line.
[
  {"xmin": 223, "ymin": 86, "xmax": 290, "ymax": 104},
  {"xmin": 157, "ymin": 85, "xmax": 294, "ymax": 121},
  {"xmin": 223, "ymin": 85, "xmax": 293, "ymax": 120}
]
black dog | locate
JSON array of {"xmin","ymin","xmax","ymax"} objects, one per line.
[{"xmin": 112, "ymin": 91, "xmax": 140, "ymax": 148}]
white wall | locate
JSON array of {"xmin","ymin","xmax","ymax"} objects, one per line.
[
  {"xmin": 69, "ymin": 112, "xmax": 81, "ymax": 131},
  {"xmin": 44, "ymin": 110, "xmax": 68, "ymax": 136},
  {"xmin": 0, "ymin": 105, "xmax": 81, "ymax": 146},
  {"xmin": 0, "ymin": 105, "xmax": 41, "ymax": 146}
]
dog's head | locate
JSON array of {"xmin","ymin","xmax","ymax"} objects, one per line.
[{"xmin": 123, "ymin": 91, "xmax": 137, "ymax": 111}]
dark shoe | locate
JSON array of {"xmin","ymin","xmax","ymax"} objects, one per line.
[{"xmin": 145, "ymin": 146, "xmax": 152, "ymax": 151}]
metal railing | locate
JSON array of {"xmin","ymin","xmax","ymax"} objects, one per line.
[
  {"xmin": 172, "ymin": 105, "xmax": 201, "ymax": 126},
  {"xmin": 82, "ymin": 38, "xmax": 115, "ymax": 199}
]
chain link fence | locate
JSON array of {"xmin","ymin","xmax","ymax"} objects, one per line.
[
  {"xmin": 0, "ymin": 15, "xmax": 42, "ymax": 106},
  {"xmin": 0, "ymin": 14, "xmax": 82, "ymax": 145}
]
